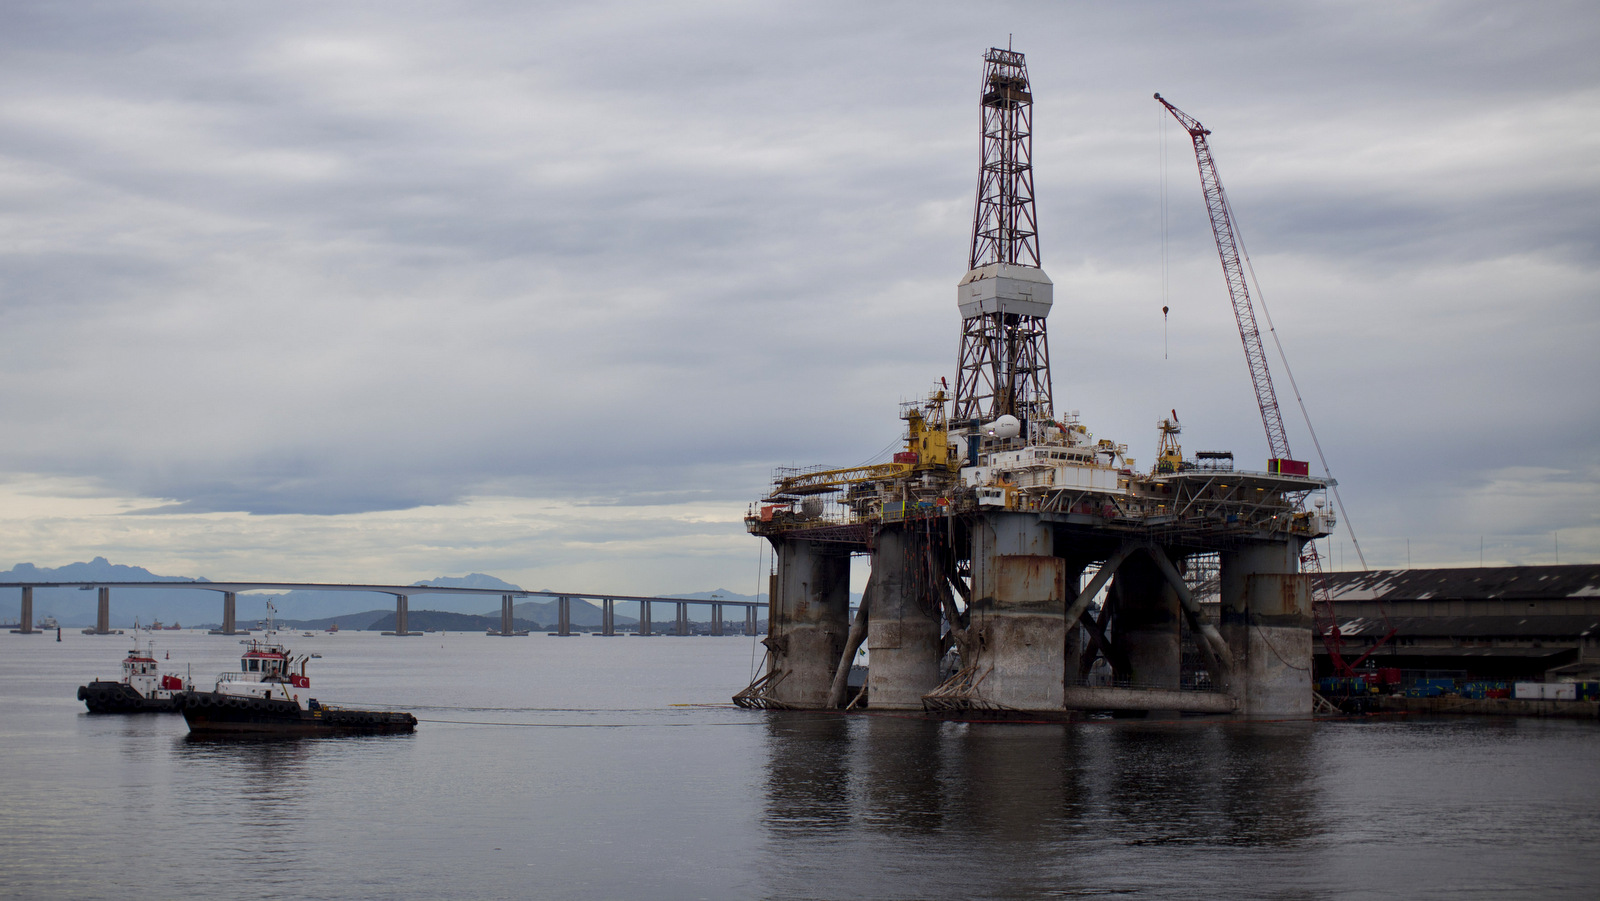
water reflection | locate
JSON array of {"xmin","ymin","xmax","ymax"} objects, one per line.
[
  {"xmin": 1096, "ymin": 721, "xmax": 1319, "ymax": 848},
  {"xmin": 761, "ymin": 713, "xmax": 854, "ymax": 834},
  {"xmin": 857, "ymin": 716, "xmax": 947, "ymax": 834},
  {"xmin": 758, "ymin": 714, "xmax": 1322, "ymax": 899},
  {"xmin": 169, "ymin": 735, "xmax": 320, "ymax": 880}
]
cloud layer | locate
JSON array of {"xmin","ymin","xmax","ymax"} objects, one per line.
[{"xmin": 0, "ymin": 1, "xmax": 1595, "ymax": 589}]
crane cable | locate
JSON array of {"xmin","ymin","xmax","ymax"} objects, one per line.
[{"xmin": 1222, "ymin": 191, "xmax": 1368, "ymax": 571}]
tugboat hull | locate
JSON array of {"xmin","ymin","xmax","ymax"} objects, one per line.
[
  {"xmin": 182, "ymin": 691, "xmax": 417, "ymax": 735},
  {"xmin": 78, "ymin": 681, "xmax": 185, "ymax": 714}
]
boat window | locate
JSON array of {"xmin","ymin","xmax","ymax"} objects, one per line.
[{"xmin": 249, "ymin": 659, "xmax": 260, "ymax": 672}]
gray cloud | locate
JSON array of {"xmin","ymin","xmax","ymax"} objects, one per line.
[{"xmin": 0, "ymin": 1, "xmax": 1595, "ymax": 574}]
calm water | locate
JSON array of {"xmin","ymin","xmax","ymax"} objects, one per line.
[{"xmin": 2, "ymin": 629, "xmax": 1597, "ymax": 900}]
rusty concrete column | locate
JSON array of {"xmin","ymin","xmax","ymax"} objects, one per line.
[
  {"xmin": 866, "ymin": 527, "xmax": 944, "ymax": 710},
  {"xmin": 1112, "ymin": 550, "xmax": 1181, "ymax": 691},
  {"xmin": 763, "ymin": 538, "xmax": 851, "ymax": 709},
  {"xmin": 96, "ymin": 587, "xmax": 110, "ymax": 634},
  {"xmin": 1220, "ymin": 539, "xmax": 1312, "ymax": 717},
  {"xmin": 963, "ymin": 512, "xmax": 1066, "ymax": 710}
]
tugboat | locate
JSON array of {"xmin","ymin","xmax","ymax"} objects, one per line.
[
  {"xmin": 77, "ymin": 640, "xmax": 192, "ymax": 713},
  {"xmin": 182, "ymin": 606, "xmax": 415, "ymax": 735}
]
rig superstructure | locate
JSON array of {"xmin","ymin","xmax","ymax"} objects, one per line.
[{"xmin": 737, "ymin": 48, "xmax": 1334, "ymax": 718}]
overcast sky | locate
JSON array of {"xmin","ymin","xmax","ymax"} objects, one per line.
[{"xmin": 0, "ymin": 1, "xmax": 1594, "ymax": 594}]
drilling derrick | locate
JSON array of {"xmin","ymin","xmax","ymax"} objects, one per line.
[{"xmin": 953, "ymin": 48, "xmax": 1054, "ymax": 432}]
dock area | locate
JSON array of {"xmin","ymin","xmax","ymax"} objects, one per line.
[{"xmin": 1375, "ymin": 695, "xmax": 1600, "ymax": 719}]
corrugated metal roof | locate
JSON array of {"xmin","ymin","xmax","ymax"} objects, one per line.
[
  {"xmin": 1336, "ymin": 614, "xmax": 1600, "ymax": 638},
  {"xmin": 1323, "ymin": 564, "xmax": 1600, "ymax": 602},
  {"xmin": 1313, "ymin": 645, "xmax": 1576, "ymax": 660}
]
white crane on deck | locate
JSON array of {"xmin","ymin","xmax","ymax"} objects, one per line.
[{"xmin": 1155, "ymin": 93, "xmax": 1390, "ymax": 678}]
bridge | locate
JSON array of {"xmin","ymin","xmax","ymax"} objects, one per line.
[{"xmin": 1, "ymin": 581, "xmax": 762, "ymax": 638}]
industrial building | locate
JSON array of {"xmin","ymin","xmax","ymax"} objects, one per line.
[{"xmin": 1317, "ymin": 565, "xmax": 1600, "ymax": 682}]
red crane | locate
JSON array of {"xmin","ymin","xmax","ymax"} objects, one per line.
[{"xmin": 1155, "ymin": 93, "xmax": 1391, "ymax": 678}]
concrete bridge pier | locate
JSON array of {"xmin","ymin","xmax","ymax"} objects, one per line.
[
  {"xmin": 711, "ymin": 604, "xmax": 723, "ymax": 636},
  {"xmin": 960, "ymin": 513, "xmax": 1067, "ymax": 710},
  {"xmin": 384, "ymin": 594, "xmax": 420, "ymax": 636},
  {"xmin": 93, "ymin": 587, "xmax": 111, "ymax": 634},
  {"xmin": 556, "ymin": 596, "xmax": 572, "ymax": 635},
  {"xmin": 675, "ymin": 602, "xmax": 689, "ymax": 636},
  {"xmin": 865, "ymin": 527, "xmax": 945, "ymax": 710},
  {"xmin": 209, "ymin": 591, "xmax": 241, "ymax": 635},
  {"xmin": 746, "ymin": 605, "xmax": 757, "ymax": 636},
  {"xmin": 755, "ymin": 538, "xmax": 851, "ymax": 708},
  {"xmin": 11, "ymin": 586, "xmax": 34, "ymax": 634},
  {"xmin": 601, "ymin": 598, "xmax": 616, "ymax": 635},
  {"xmin": 637, "ymin": 601, "xmax": 652, "ymax": 636},
  {"xmin": 492, "ymin": 594, "xmax": 520, "ymax": 635},
  {"xmin": 1220, "ymin": 539, "xmax": 1312, "ymax": 717}
]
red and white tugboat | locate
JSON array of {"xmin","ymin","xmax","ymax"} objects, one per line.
[
  {"xmin": 182, "ymin": 606, "xmax": 416, "ymax": 735},
  {"xmin": 77, "ymin": 640, "xmax": 192, "ymax": 713}
]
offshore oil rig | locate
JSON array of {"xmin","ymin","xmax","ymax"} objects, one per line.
[{"xmin": 735, "ymin": 48, "xmax": 1336, "ymax": 718}]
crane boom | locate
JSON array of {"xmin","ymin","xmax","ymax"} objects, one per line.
[
  {"xmin": 1156, "ymin": 93, "xmax": 1387, "ymax": 679},
  {"xmin": 1155, "ymin": 94, "xmax": 1291, "ymax": 462}
]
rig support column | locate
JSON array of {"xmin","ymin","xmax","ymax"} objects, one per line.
[
  {"xmin": 96, "ymin": 587, "xmax": 111, "ymax": 634},
  {"xmin": 13, "ymin": 586, "xmax": 33, "ymax": 633},
  {"xmin": 962, "ymin": 513, "xmax": 1066, "ymax": 709},
  {"xmin": 763, "ymin": 538, "xmax": 852, "ymax": 708},
  {"xmin": 866, "ymin": 527, "xmax": 945, "ymax": 709},
  {"xmin": 1112, "ymin": 550, "xmax": 1182, "ymax": 691},
  {"xmin": 1220, "ymin": 539, "xmax": 1312, "ymax": 717},
  {"xmin": 639, "ymin": 601, "xmax": 651, "ymax": 636}
]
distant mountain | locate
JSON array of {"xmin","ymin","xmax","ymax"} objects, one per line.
[
  {"xmin": 361, "ymin": 610, "xmax": 540, "ymax": 632},
  {"xmin": 0, "ymin": 558, "xmax": 217, "ymax": 628},
  {"xmin": 508, "ymin": 597, "xmax": 631, "ymax": 628},
  {"xmin": 415, "ymin": 573, "xmax": 522, "ymax": 591},
  {"xmin": 277, "ymin": 609, "xmax": 394, "ymax": 631}
]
